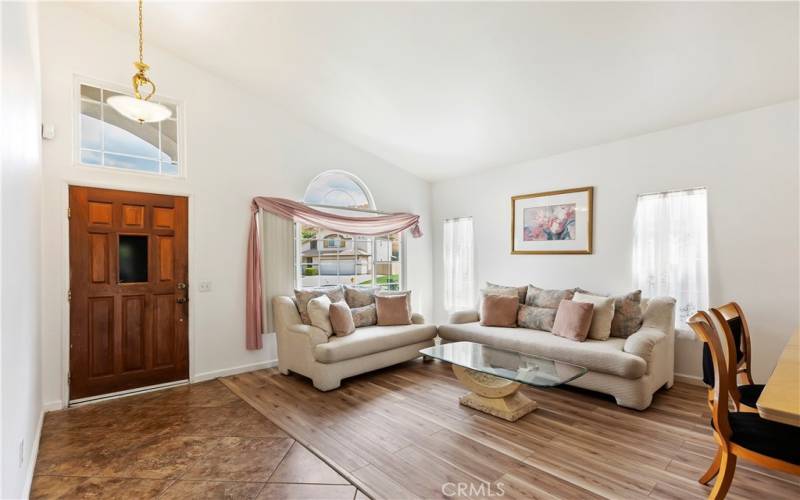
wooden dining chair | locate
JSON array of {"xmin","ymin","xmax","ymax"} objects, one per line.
[
  {"xmin": 712, "ymin": 302, "xmax": 754, "ymax": 384},
  {"xmin": 711, "ymin": 303, "xmax": 763, "ymax": 411},
  {"xmin": 688, "ymin": 312, "xmax": 800, "ymax": 499}
]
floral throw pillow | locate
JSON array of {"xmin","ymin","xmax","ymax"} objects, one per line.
[
  {"xmin": 525, "ymin": 285, "xmax": 575, "ymax": 308},
  {"xmin": 294, "ymin": 286, "xmax": 344, "ymax": 325},
  {"xmin": 517, "ymin": 304, "xmax": 557, "ymax": 332},
  {"xmin": 344, "ymin": 286, "xmax": 379, "ymax": 308},
  {"xmin": 350, "ymin": 303, "xmax": 378, "ymax": 327},
  {"xmin": 486, "ymin": 282, "xmax": 528, "ymax": 304}
]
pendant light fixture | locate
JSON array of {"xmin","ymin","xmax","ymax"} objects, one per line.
[{"xmin": 107, "ymin": 0, "xmax": 172, "ymax": 123}]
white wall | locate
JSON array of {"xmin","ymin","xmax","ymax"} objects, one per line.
[
  {"xmin": 1, "ymin": 1, "xmax": 43, "ymax": 497},
  {"xmin": 432, "ymin": 101, "xmax": 799, "ymax": 382},
  {"xmin": 38, "ymin": 3, "xmax": 432, "ymax": 409}
]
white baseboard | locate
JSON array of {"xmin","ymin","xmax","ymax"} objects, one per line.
[
  {"xmin": 43, "ymin": 400, "xmax": 64, "ymax": 412},
  {"xmin": 192, "ymin": 359, "xmax": 278, "ymax": 383},
  {"xmin": 22, "ymin": 410, "xmax": 45, "ymax": 499},
  {"xmin": 675, "ymin": 372, "xmax": 704, "ymax": 386}
]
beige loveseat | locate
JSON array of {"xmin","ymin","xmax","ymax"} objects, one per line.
[
  {"xmin": 272, "ymin": 296, "xmax": 437, "ymax": 391},
  {"xmin": 438, "ymin": 297, "xmax": 676, "ymax": 410}
]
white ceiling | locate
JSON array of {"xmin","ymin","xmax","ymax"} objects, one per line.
[{"xmin": 78, "ymin": 1, "xmax": 799, "ymax": 181}]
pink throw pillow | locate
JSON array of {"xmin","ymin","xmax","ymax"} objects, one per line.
[
  {"xmin": 375, "ymin": 294, "xmax": 412, "ymax": 326},
  {"xmin": 480, "ymin": 294, "xmax": 519, "ymax": 328},
  {"xmin": 329, "ymin": 301, "xmax": 356, "ymax": 336},
  {"xmin": 552, "ymin": 299, "xmax": 594, "ymax": 342}
]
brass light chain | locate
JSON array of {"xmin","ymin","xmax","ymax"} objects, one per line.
[
  {"xmin": 131, "ymin": 0, "xmax": 155, "ymax": 101},
  {"xmin": 138, "ymin": 0, "xmax": 144, "ymax": 64}
]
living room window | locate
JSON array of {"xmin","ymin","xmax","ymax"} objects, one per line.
[
  {"xmin": 76, "ymin": 80, "xmax": 182, "ymax": 176},
  {"xmin": 296, "ymin": 171, "xmax": 403, "ymax": 291},
  {"xmin": 632, "ymin": 188, "xmax": 709, "ymax": 328},
  {"xmin": 442, "ymin": 217, "xmax": 475, "ymax": 312}
]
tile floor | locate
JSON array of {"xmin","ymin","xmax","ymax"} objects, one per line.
[{"xmin": 31, "ymin": 381, "xmax": 362, "ymax": 499}]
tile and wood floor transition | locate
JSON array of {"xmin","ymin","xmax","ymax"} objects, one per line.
[
  {"xmin": 34, "ymin": 360, "xmax": 799, "ymax": 499},
  {"xmin": 31, "ymin": 381, "xmax": 361, "ymax": 499}
]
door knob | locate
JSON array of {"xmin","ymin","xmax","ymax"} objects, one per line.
[
  {"xmin": 176, "ymin": 297, "xmax": 188, "ymax": 304},
  {"xmin": 177, "ymin": 282, "xmax": 187, "ymax": 289}
]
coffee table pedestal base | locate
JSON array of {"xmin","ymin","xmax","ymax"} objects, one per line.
[{"xmin": 452, "ymin": 365, "xmax": 537, "ymax": 422}]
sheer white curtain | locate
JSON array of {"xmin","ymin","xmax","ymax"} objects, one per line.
[
  {"xmin": 632, "ymin": 188, "xmax": 709, "ymax": 328},
  {"xmin": 261, "ymin": 212, "xmax": 296, "ymax": 333},
  {"xmin": 443, "ymin": 217, "xmax": 475, "ymax": 312}
]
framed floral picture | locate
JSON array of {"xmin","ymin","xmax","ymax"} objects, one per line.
[{"xmin": 511, "ymin": 186, "xmax": 593, "ymax": 254}]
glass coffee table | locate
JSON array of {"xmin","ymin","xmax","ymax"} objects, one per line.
[{"xmin": 420, "ymin": 341, "xmax": 588, "ymax": 422}]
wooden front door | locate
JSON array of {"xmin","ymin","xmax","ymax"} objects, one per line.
[{"xmin": 69, "ymin": 186, "xmax": 189, "ymax": 401}]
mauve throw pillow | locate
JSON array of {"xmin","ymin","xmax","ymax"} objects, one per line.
[
  {"xmin": 552, "ymin": 299, "xmax": 594, "ymax": 342},
  {"xmin": 375, "ymin": 294, "xmax": 412, "ymax": 326},
  {"xmin": 481, "ymin": 295, "xmax": 519, "ymax": 328},
  {"xmin": 329, "ymin": 301, "xmax": 355, "ymax": 336}
]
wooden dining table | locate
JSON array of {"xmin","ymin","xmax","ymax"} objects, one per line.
[{"xmin": 756, "ymin": 331, "xmax": 800, "ymax": 427}]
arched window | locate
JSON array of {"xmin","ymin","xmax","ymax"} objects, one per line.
[
  {"xmin": 296, "ymin": 171, "xmax": 401, "ymax": 291},
  {"xmin": 303, "ymin": 170, "xmax": 375, "ymax": 210}
]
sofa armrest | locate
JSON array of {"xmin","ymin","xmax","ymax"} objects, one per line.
[
  {"xmin": 624, "ymin": 326, "xmax": 666, "ymax": 363},
  {"xmin": 449, "ymin": 309, "xmax": 480, "ymax": 324},
  {"xmin": 642, "ymin": 296, "xmax": 676, "ymax": 334},
  {"xmin": 287, "ymin": 324, "xmax": 329, "ymax": 347},
  {"xmin": 411, "ymin": 312, "xmax": 425, "ymax": 324},
  {"xmin": 272, "ymin": 296, "xmax": 302, "ymax": 329}
]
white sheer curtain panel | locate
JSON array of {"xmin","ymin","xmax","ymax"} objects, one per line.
[
  {"xmin": 261, "ymin": 211, "xmax": 296, "ymax": 333},
  {"xmin": 632, "ymin": 188, "xmax": 709, "ymax": 328},
  {"xmin": 443, "ymin": 217, "xmax": 475, "ymax": 312}
]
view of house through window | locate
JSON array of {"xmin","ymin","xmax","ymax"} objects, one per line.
[
  {"xmin": 78, "ymin": 82, "xmax": 180, "ymax": 176},
  {"xmin": 296, "ymin": 171, "xmax": 402, "ymax": 291}
]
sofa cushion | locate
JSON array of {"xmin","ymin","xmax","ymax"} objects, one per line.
[
  {"xmin": 573, "ymin": 292, "xmax": 615, "ymax": 341},
  {"xmin": 481, "ymin": 294, "xmax": 519, "ymax": 327},
  {"xmin": 438, "ymin": 322, "xmax": 647, "ymax": 379},
  {"xmin": 351, "ymin": 303, "xmax": 377, "ymax": 327},
  {"xmin": 344, "ymin": 286, "xmax": 379, "ymax": 308},
  {"xmin": 294, "ymin": 286, "xmax": 344, "ymax": 324},
  {"xmin": 525, "ymin": 285, "xmax": 575, "ymax": 308},
  {"xmin": 307, "ymin": 295, "xmax": 333, "ymax": 336},
  {"xmin": 485, "ymin": 282, "xmax": 527, "ymax": 303},
  {"xmin": 313, "ymin": 324, "xmax": 437, "ymax": 364},
  {"xmin": 376, "ymin": 294, "xmax": 412, "ymax": 326},
  {"xmin": 552, "ymin": 299, "xmax": 593, "ymax": 342},
  {"xmin": 330, "ymin": 301, "xmax": 355, "ymax": 336},
  {"xmin": 517, "ymin": 304, "xmax": 556, "ymax": 332},
  {"xmin": 577, "ymin": 288, "xmax": 643, "ymax": 338}
]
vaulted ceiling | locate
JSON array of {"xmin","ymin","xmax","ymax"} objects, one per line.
[{"xmin": 78, "ymin": 1, "xmax": 799, "ymax": 181}]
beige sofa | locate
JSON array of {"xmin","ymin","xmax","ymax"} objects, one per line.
[
  {"xmin": 272, "ymin": 296, "xmax": 437, "ymax": 391},
  {"xmin": 438, "ymin": 297, "xmax": 676, "ymax": 410}
]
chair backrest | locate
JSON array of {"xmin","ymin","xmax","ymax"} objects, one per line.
[
  {"xmin": 688, "ymin": 312, "xmax": 732, "ymax": 440},
  {"xmin": 697, "ymin": 309, "xmax": 743, "ymax": 407},
  {"xmin": 711, "ymin": 302, "xmax": 753, "ymax": 384}
]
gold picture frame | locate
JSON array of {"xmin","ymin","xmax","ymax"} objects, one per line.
[{"xmin": 511, "ymin": 186, "xmax": 593, "ymax": 255}]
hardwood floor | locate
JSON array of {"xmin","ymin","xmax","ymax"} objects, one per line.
[
  {"xmin": 222, "ymin": 360, "xmax": 800, "ymax": 500},
  {"xmin": 31, "ymin": 381, "xmax": 359, "ymax": 499}
]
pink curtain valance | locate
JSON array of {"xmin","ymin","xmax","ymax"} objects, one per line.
[{"xmin": 246, "ymin": 197, "xmax": 423, "ymax": 349}]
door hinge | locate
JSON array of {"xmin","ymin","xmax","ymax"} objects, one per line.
[
  {"xmin": 67, "ymin": 207, "xmax": 71, "ymax": 219},
  {"xmin": 67, "ymin": 289, "xmax": 72, "ymax": 302},
  {"xmin": 67, "ymin": 372, "xmax": 71, "ymax": 386}
]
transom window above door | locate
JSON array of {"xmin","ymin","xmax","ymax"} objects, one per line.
[{"xmin": 76, "ymin": 81, "xmax": 182, "ymax": 177}]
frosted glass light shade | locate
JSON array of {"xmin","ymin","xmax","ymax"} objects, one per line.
[{"xmin": 107, "ymin": 95, "xmax": 172, "ymax": 123}]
